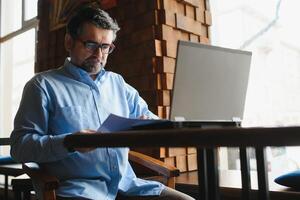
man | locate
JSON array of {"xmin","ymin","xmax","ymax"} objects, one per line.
[{"xmin": 10, "ymin": 6, "xmax": 194, "ymax": 200}]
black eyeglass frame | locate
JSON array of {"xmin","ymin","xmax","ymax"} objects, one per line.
[{"xmin": 76, "ymin": 38, "xmax": 115, "ymax": 54}]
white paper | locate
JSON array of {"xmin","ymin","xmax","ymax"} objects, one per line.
[{"xmin": 98, "ymin": 114, "xmax": 170, "ymax": 133}]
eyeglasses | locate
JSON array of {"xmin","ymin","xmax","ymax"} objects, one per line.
[{"xmin": 76, "ymin": 38, "xmax": 115, "ymax": 54}]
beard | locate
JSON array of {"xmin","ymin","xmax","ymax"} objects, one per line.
[{"xmin": 81, "ymin": 57, "xmax": 105, "ymax": 75}]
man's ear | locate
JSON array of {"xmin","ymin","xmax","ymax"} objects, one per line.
[{"xmin": 65, "ymin": 34, "xmax": 73, "ymax": 51}]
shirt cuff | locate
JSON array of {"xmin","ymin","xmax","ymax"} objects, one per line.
[{"xmin": 50, "ymin": 133, "xmax": 73, "ymax": 157}]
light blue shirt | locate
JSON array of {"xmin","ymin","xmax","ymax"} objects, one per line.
[{"xmin": 10, "ymin": 59, "xmax": 164, "ymax": 199}]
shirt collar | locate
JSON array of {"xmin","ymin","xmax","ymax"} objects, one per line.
[{"xmin": 63, "ymin": 58, "xmax": 106, "ymax": 86}]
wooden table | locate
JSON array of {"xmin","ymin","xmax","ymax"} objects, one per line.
[{"xmin": 64, "ymin": 126, "xmax": 300, "ymax": 200}]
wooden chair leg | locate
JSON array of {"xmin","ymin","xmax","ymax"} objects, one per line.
[
  {"xmin": 4, "ymin": 174, "xmax": 9, "ymax": 200},
  {"xmin": 11, "ymin": 178, "xmax": 34, "ymax": 200},
  {"xmin": 13, "ymin": 188, "xmax": 22, "ymax": 200}
]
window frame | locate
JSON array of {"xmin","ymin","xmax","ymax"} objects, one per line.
[
  {"xmin": 0, "ymin": 0, "xmax": 39, "ymax": 138},
  {"xmin": 0, "ymin": 0, "xmax": 39, "ymax": 43}
]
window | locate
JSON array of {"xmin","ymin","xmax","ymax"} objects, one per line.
[
  {"xmin": 0, "ymin": 0, "xmax": 38, "ymax": 156},
  {"xmin": 24, "ymin": 0, "xmax": 38, "ymax": 20},
  {"xmin": 210, "ymin": 0, "xmax": 300, "ymax": 181},
  {"xmin": 0, "ymin": 0, "xmax": 22, "ymax": 37}
]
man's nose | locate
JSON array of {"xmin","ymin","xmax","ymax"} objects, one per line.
[{"xmin": 92, "ymin": 47, "xmax": 103, "ymax": 57}]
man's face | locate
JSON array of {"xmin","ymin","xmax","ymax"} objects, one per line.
[{"xmin": 65, "ymin": 22, "xmax": 114, "ymax": 76}]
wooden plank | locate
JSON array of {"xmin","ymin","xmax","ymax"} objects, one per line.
[
  {"xmin": 160, "ymin": 28, "xmax": 189, "ymax": 58},
  {"xmin": 157, "ymin": 90, "xmax": 171, "ymax": 106},
  {"xmin": 163, "ymin": 106, "xmax": 170, "ymax": 119},
  {"xmin": 189, "ymin": 33, "xmax": 200, "ymax": 42},
  {"xmin": 131, "ymin": 147, "xmax": 161, "ymax": 159},
  {"xmin": 187, "ymin": 147, "xmax": 197, "ymax": 154},
  {"xmin": 158, "ymin": 10, "xmax": 176, "ymax": 27},
  {"xmin": 162, "ymin": 0, "xmax": 185, "ymax": 14},
  {"xmin": 175, "ymin": 0, "xmax": 185, "ymax": 14},
  {"xmin": 168, "ymin": 147, "xmax": 187, "ymax": 157},
  {"xmin": 180, "ymin": 30, "xmax": 190, "ymax": 41},
  {"xmin": 161, "ymin": 0, "xmax": 177, "ymax": 12},
  {"xmin": 176, "ymin": 155, "xmax": 188, "ymax": 172},
  {"xmin": 199, "ymin": 0, "xmax": 206, "ymax": 10},
  {"xmin": 163, "ymin": 56, "xmax": 176, "ymax": 73},
  {"xmin": 201, "ymin": 24, "xmax": 208, "ymax": 37},
  {"xmin": 187, "ymin": 153, "xmax": 198, "ymax": 171},
  {"xmin": 175, "ymin": 13, "xmax": 202, "ymax": 35},
  {"xmin": 155, "ymin": 105, "xmax": 164, "ymax": 118},
  {"xmin": 185, "ymin": 4, "xmax": 195, "ymax": 19},
  {"xmin": 111, "ymin": 39, "xmax": 162, "ymax": 63},
  {"xmin": 156, "ymin": 105, "xmax": 171, "ymax": 119},
  {"xmin": 165, "ymin": 106, "xmax": 170, "ymax": 119},
  {"xmin": 205, "ymin": 10, "xmax": 212, "ymax": 25},
  {"xmin": 177, "ymin": 0, "xmax": 200, "ymax": 7},
  {"xmin": 195, "ymin": 7, "xmax": 205, "ymax": 23},
  {"xmin": 159, "ymin": 73, "xmax": 174, "ymax": 90},
  {"xmin": 161, "ymin": 40, "xmax": 177, "ymax": 58},
  {"xmin": 156, "ymin": 24, "xmax": 176, "ymax": 42},
  {"xmin": 156, "ymin": 0, "xmax": 162, "ymax": 10},
  {"xmin": 149, "ymin": 105, "xmax": 167, "ymax": 119},
  {"xmin": 154, "ymin": 56, "xmax": 176, "ymax": 73},
  {"xmin": 160, "ymin": 147, "xmax": 167, "ymax": 158},
  {"xmin": 200, "ymin": 36, "xmax": 210, "ymax": 44},
  {"xmin": 157, "ymin": 24, "xmax": 190, "ymax": 43},
  {"xmin": 164, "ymin": 157, "xmax": 176, "ymax": 166}
]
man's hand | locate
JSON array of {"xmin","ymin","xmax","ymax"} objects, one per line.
[
  {"xmin": 139, "ymin": 115, "xmax": 150, "ymax": 119},
  {"xmin": 72, "ymin": 129, "xmax": 97, "ymax": 153}
]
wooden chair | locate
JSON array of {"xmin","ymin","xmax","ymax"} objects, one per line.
[{"xmin": 22, "ymin": 151, "xmax": 180, "ymax": 200}]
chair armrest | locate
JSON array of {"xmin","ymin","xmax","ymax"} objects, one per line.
[
  {"xmin": 129, "ymin": 151, "xmax": 180, "ymax": 178},
  {"xmin": 0, "ymin": 156, "xmax": 16, "ymax": 164},
  {"xmin": 22, "ymin": 163, "xmax": 59, "ymax": 191}
]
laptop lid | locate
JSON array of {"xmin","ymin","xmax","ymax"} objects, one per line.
[{"xmin": 170, "ymin": 41, "xmax": 252, "ymax": 122}]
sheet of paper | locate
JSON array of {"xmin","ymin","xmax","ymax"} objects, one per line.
[{"xmin": 98, "ymin": 114, "xmax": 171, "ymax": 133}]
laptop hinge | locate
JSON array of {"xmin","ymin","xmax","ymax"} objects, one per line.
[{"xmin": 174, "ymin": 116, "xmax": 186, "ymax": 121}]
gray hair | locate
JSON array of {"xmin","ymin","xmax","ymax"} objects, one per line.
[{"xmin": 66, "ymin": 6, "xmax": 120, "ymax": 41}]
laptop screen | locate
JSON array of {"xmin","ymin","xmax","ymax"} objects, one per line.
[{"xmin": 170, "ymin": 41, "xmax": 252, "ymax": 122}]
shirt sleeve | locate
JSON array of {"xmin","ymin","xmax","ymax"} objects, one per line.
[
  {"xmin": 10, "ymin": 78, "xmax": 71, "ymax": 163},
  {"xmin": 122, "ymin": 77, "xmax": 159, "ymax": 119}
]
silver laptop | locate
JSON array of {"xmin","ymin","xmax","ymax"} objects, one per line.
[{"xmin": 170, "ymin": 41, "xmax": 252, "ymax": 123}]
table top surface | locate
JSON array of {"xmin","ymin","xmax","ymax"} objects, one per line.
[{"xmin": 64, "ymin": 126, "xmax": 300, "ymax": 148}]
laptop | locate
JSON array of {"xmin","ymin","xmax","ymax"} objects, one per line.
[{"xmin": 168, "ymin": 40, "xmax": 252, "ymax": 127}]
